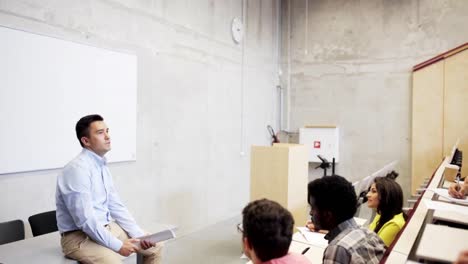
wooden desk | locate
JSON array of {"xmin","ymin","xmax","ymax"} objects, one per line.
[
  {"xmin": 289, "ymin": 217, "xmax": 368, "ymax": 263},
  {"xmin": 0, "ymin": 232, "xmax": 77, "ymax": 264},
  {"xmin": 386, "ymin": 157, "xmax": 468, "ymax": 263},
  {"xmin": 290, "ymin": 239, "xmax": 325, "ymax": 263},
  {"xmin": 386, "ymin": 157, "xmax": 448, "ymax": 263},
  {"xmin": 415, "ymin": 224, "xmax": 468, "ymax": 262},
  {"xmin": 0, "ymin": 231, "xmax": 142, "ymax": 264},
  {"xmin": 433, "ymin": 205, "xmax": 468, "ymax": 226},
  {"xmin": 292, "ymin": 231, "xmax": 328, "ymax": 247},
  {"xmin": 0, "ymin": 221, "xmax": 173, "ymax": 264}
]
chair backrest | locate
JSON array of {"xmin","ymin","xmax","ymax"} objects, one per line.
[
  {"xmin": 0, "ymin": 219, "xmax": 25, "ymax": 245},
  {"xmin": 28, "ymin": 210, "xmax": 58, "ymax": 237}
]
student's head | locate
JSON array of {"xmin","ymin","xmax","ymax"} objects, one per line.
[
  {"xmin": 241, "ymin": 199, "xmax": 294, "ymax": 263},
  {"xmin": 75, "ymin": 114, "xmax": 111, "ymax": 156},
  {"xmin": 307, "ymin": 175, "xmax": 357, "ymax": 230},
  {"xmin": 366, "ymin": 177, "xmax": 404, "ymax": 233}
]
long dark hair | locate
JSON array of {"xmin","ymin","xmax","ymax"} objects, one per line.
[{"xmin": 373, "ymin": 177, "xmax": 405, "ymax": 233}]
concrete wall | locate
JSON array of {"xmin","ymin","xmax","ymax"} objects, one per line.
[
  {"xmin": 0, "ymin": 0, "xmax": 280, "ymax": 237},
  {"xmin": 281, "ymin": 0, "xmax": 468, "ymax": 197}
]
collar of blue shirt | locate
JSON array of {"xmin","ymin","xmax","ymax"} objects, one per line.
[{"xmin": 82, "ymin": 148, "xmax": 107, "ymax": 166}]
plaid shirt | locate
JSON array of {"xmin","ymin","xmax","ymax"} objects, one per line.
[{"xmin": 323, "ymin": 218, "xmax": 385, "ymax": 264}]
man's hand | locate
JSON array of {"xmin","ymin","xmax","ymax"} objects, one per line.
[
  {"xmin": 140, "ymin": 239, "xmax": 156, "ymax": 250},
  {"xmin": 449, "ymin": 182, "xmax": 467, "ymax": 199},
  {"xmin": 118, "ymin": 238, "xmax": 140, "ymax": 257}
]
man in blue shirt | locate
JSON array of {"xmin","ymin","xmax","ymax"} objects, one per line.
[{"xmin": 56, "ymin": 114, "xmax": 162, "ymax": 264}]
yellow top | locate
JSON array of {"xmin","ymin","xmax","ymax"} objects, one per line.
[{"xmin": 369, "ymin": 212, "xmax": 406, "ymax": 247}]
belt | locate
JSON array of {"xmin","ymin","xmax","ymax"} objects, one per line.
[
  {"xmin": 60, "ymin": 224, "xmax": 110, "ymax": 237},
  {"xmin": 60, "ymin": 230, "xmax": 78, "ymax": 237}
]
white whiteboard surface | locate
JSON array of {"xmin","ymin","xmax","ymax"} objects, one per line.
[
  {"xmin": 299, "ymin": 127, "xmax": 339, "ymax": 163},
  {"xmin": 0, "ymin": 26, "xmax": 137, "ymax": 174}
]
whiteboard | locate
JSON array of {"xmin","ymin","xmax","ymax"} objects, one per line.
[
  {"xmin": 0, "ymin": 26, "xmax": 137, "ymax": 174},
  {"xmin": 299, "ymin": 126, "xmax": 339, "ymax": 163}
]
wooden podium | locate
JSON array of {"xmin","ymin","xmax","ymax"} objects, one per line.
[{"xmin": 250, "ymin": 143, "xmax": 309, "ymax": 227}]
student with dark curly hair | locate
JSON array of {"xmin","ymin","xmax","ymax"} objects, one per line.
[
  {"xmin": 366, "ymin": 176, "xmax": 406, "ymax": 247},
  {"xmin": 308, "ymin": 175, "xmax": 385, "ymax": 264},
  {"xmin": 240, "ymin": 199, "xmax": 311, "ymax": 264}
]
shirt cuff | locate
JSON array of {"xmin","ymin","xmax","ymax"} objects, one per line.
[
  {"xmin": 129, "ymin": 228, "xmax": 145, "ymax": 238},
  {"xmin": 109, "ymin": 238, "xmax": 124, "ymax": 252}
]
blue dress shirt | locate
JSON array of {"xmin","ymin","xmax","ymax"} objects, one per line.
[{"xmin": 56, "ymin": 148, "xmax": 144, "ymax": 252}]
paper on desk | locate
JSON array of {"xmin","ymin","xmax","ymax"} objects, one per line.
[
  {"xmin": 295, "ymin": 227, "xmax": 328, "ymax": 247},
  {"xmin": 294, "ymin": 217, "xmax": 366, "ymax": 247},
  {"xmin": 424, "ymin": 200, "xmax": 468, "ymax": 215},
  {"xmin": 427, "ymin": 188, "xmax": 468, "ymax": 205}
]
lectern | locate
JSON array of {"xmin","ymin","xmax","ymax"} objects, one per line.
[{"xmin": 250, "ymin": 143, "xmax": 309, "ymax": 226}]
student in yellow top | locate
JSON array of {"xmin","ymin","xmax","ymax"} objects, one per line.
[{"xmin": 366, "ymin": 176, "xmax": 406, "ymax": 247}]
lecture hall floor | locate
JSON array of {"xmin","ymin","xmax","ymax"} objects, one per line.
[{"xmin": 162, "ymin": 206, "xmax": 373, "ymax": 263}]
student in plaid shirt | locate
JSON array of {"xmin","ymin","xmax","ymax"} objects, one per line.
[{"xmin": 307, "ymin": 175, "xmax": 386, "ymax": 264}]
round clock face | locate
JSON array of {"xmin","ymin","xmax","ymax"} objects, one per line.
[{"xmin": 231, "ymin": 17, "xmax": 243, "ymax": 44}]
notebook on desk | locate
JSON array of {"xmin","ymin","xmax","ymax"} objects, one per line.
[
  {"xmin": 294, "ymin": 227, "xmax": 328, "ymax": 247},
  {"xmin": 428, "ymin": 188, "xmax": 468, "ymax": 205},
  {"xmin": 425, "ymin": 199, "xmax": 468, "ymax": 226},
  {"xmin": 294, "ymin": 217, "xmax": 367, "ymax": 247}
]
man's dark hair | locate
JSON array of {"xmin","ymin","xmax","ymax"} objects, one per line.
[
  {"xmin": 242, "ymin": 199, "xmax": 294, "ymax": 262},
  {"xmin": 75, "ymin": 114, "xmax": 104, "ymax": 147},
  {"xmin": 308, "ymin": 175, "xmax": 357, "ymax": 224},
  {"xmin": 373, "ymin": 177, "xmax": 405, "ymax": 233}
]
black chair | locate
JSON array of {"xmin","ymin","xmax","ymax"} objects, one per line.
[
  {"xmin": 28, "ymin": 210, "xmax": 58, "ymax": 237},
  {"xmin": 0, "ymin": 219, "xmax": 25, "ymax": 245}
]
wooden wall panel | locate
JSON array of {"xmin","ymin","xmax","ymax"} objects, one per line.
[
  {"xmin": 412, "ymin": 62, "xmax": 444, "ymax": 194},
  {"xmin": 444, "ymin": 49, "xmax": 468, "ymax": 178}
]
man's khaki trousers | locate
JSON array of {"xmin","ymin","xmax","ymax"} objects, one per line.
[{"xmin": 61, "ymin": 222, "xmax": 162, "ymax": 264}]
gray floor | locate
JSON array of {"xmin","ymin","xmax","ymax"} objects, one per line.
[
  {"xmin": 159, "ymin": 205, "xmax": 374, "ymax": 264},
  {"xmin": 162, "ymin": 216, "xmax": 246, "ymax": 264}
]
